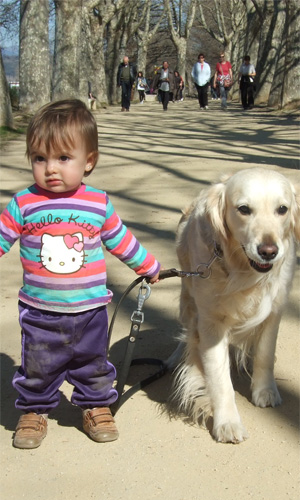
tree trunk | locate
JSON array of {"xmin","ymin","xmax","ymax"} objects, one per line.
[
  {"xmin": 176, "ymin": 38, "xmax": 187, "ymax": 76},
  {"xmin": 136, "ymin": 0, "xmax": 165, "ymax": 76},
  {"xmin": 165, "ymin": 0, "xmax": 196, "ymax": 82},
  {"xmin": 88, "ymin": 10, "xmax": 108, "ymax": 105},
  {"xmin": 269, "ymin": 0, "xmax": 300, "ymax": 108},
  {"xmin": 254, "ymin": 1, "xmax": 285, "ymax": 104},
  {"xmin": 137, "ymin": 44, "xmax": 147, "ymax": 75},
  {"xmin": 281, "ymin": 0, "xmax": 300, "ymax": 108},
  {"xmin": 0, "ymin": 49, "xmax": 14, "ymax": 128},
  {"xmin": 106, "ymin": 15, "xmax": 124, "ymax": 105},
  {"xmin": 19, "ymin": 0, "xmax": 50, "ymax": 112},
  {"xmin": 52, "ymin": 0, "xmax": 85, "ymax": 102}
]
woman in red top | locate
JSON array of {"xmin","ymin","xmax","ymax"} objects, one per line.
[{"xmin": 213, "ymin": 52, "xmax": 233, "ymax": 110}]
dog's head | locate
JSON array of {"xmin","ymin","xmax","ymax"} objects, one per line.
[{"xmin": 204, "ymin": 168, "xmax": 300, "ymax": 273}]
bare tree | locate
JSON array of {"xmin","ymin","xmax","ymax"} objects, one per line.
[
  {"xmin": 278, "ymin": 0, "xmax": 300, "ymax": 109},
  {"xmin": 19, "ymin": 0, "xmax": 50, "ymax": 112},
  {"xmin": 197, "ymin": 0, "xmax": 248, "ymax": 80},
  {"xmin": 86, "ymin": 5, "xmax": 110, "ymax": 106},
  {"xmin": 52, "ymin": 0, "xmax": 85, "ymax": 101},
  {"xmin": 103, "ymin": 0, "xmax": 132, "ymax": 104},
  {"xmin": 85, "ymin": 1, "xmax": 128, "ymax": 106},
  {"xmin": 0, "ymin": 48, "xmax": 14, "ymax": 128},
  {"xmin": 134, "ymin": 0, "xmax": 166, "ymax": 75},
  {"xmin": 164, "ymin": 0, "xmax": 197, "ymax": 80},
  {"xmin": 249, "ymin": 0, "xmax": 300, "ymax": 108},
  {"xmin": 0, "ymin": 0, "xmax": 19, "ymax": 45},
  {"xmin": 109, "ymin": 0, "xmax": 151, "ymax": 102}
]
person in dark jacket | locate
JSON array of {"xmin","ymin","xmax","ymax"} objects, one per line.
[
  {"xmin": 238, "ymin": 55, "xmax": 256, "ymax": 110},
  {"xmin": 151, "ymin": 61, "xmax": 175, "ymax": 111},
  {"xmin": 117, "ymin": 56, "xmax": 136, "ymax": 112}
]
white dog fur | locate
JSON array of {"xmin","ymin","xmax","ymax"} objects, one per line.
[{"xmin": 170, "ymin": 168, "xmax": 300, "ymax": 443}]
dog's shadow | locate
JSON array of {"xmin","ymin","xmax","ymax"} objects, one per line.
[
  {"xmin": 109, "ymin": 332, "xmax": 252, "ymax": 427},
  {"xmin": 109, "ymin": 334, "xmax": 300, "ymax": 437}
]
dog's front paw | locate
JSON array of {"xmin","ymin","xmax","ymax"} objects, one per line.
[
  {"xmin": 213, "ymin": 422, "xmax": 248, "ymax": 444},
  {"xmin": 252, "ymin": 386, "xmax": 282, "ymax": 408}
]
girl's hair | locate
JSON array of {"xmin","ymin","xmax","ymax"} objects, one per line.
[
  {"xmin": 26, "ymin": 99, "xmax": 99, "ymax": 176},
  {"xmin": 138, "ymin": 71, "xmax": 143, "ymax": 77},
  {"xmin": 198, "ymin": 53, "xmax": 205, "ymax": 59}
]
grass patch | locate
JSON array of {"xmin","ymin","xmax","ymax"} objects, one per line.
[
  {"xmin": 0, "ymin": 125, "xmax": 26, "ymax": 149},
  {"xmin": 0, "ymin": 111, "xmax": 32, "ymax": 149}
]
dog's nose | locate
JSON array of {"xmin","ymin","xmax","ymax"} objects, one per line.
[{"xmin": 257, "ymin": 244, "xmax": 278, "ymax": 261}]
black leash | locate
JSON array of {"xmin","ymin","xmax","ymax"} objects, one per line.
[
  {"xmin": 107, "ymin": 268, "xmax": 201, "ymax": 349},
  {"xmin": 109, "ymin": 269, "xmax": 186, "ymax": 415},
  {"xmin": 109, "ymin": 267, "xmax": 215, "ymax": 415}
]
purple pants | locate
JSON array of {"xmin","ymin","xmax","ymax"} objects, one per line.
[{"xmin": 13, "ymin": 302, "xmax": 118, "ymax": 413}]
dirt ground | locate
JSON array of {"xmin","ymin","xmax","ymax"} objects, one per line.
[{"xmin": 0, "ymin": 98, "xmax": 299, "ymax": 500}]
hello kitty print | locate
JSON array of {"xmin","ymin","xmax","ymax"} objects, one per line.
[{"xmin": 40, "ymin": 233, "xmax": 86, "ymax": 274}]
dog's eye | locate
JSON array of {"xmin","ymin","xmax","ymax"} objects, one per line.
[
  {"xmin": 277, "ymin": 205, "xmax": 288, "ymax": 215},
  {"xmin": 238, "ymin": 205, "xmax": 251, "ymax": 215}
]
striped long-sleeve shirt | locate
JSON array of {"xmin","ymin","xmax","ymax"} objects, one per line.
[{"xmin": 0, "ymin": 183, "xmax": 160, "ymax": 313}]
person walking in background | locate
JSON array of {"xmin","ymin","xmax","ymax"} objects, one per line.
[
  {"xmin": 191, "ymin": 53, "xmax": 211, "ymax": 110},
  {"xmin": 238, "ymin": 55, "xmax": 256, "ymax": 110},
  {"xmin": 151, "ymin": 61, "xmax": 175, "ymax": 111},
  {"xmin": 117, "ymin": 56, "xmax": 136, "ymax": 112},
  {"xmin": 173, "ymin": 70, "xmax": 183, "ymax": 102},
  {"xmin": 213, "ymin": 52, "xmax": 233, "ymax": 110},
  {"xmin": 87, "ymin": 81, "xmax": 96, "ymax": 110},
  {"xmin": 210, "ymin": 76, "xmax": 219, "ymax": 100},
  {"xmin": 136, "ymin": 71, "xmax": 148, "ymax": 104},
  {"xmin": 179, "ymin": 73, "xmax": 184, "ymax": 100}
]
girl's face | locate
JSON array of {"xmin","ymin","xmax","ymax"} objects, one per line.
[{"xmin": 30, "ymin": 133, "xmax": 95, "ymax": 193}]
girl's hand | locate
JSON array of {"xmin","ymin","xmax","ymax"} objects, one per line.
[{"xmin": 149, "ymin": 271, "xmax": 161, "ymax": 284}]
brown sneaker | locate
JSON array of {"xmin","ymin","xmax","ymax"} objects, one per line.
[
  {"xmin": 83, "ymin": 407, "xmax": 119, "ymax": 443},
  {"xmin": 13, "ymin": 413, "xmax": 48, "ymax": 449}
]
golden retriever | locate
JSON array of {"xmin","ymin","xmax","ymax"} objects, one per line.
[{"xmin": 170, "ymin": 168, "xmax": 300, "ymax": 443}]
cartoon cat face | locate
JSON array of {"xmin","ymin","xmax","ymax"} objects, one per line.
[{"xmin": 40, "ymin": 233, "xmax": 85, "ymax": 274}]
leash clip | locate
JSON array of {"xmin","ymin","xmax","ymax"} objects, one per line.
[
  {"xmin": 196, "ymin": 242, "xmax": 223, "ymax": 279},
  {"xmin": 130, "ymin": 280, "xmax": 151, "ymax": 324}
]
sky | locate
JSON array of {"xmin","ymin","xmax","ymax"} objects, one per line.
[{"xmin": 0, "ymin": 0, "xmax": 55, "ymax": 56}]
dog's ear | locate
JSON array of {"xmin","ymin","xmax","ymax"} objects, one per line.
[
  {"xmin": 291, "ymin": 183, "xmax": 300, "ymax": 242},
  {"xmin": 202, "ymin": 181, "xmax": 228, "ymax": 239}
]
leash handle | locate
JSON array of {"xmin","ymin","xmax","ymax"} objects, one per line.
[
  {"xmin": 157, "ymin": 268, "xmax": 207, "ymax": 279},
  {"xmin": 158, "ymin": 268, "xmax": 180, "ymax": 280}
]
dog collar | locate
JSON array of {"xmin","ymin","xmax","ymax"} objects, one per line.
[
  {"xmin": 195, "ymin": 241, "xmax": 223, "ymax": 279},
  {"xmin": 214, "ymin": 242, "xmax": 223, "ymax": 259}
]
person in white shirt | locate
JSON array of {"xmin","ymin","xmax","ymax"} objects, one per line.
[
  {"xmin": 191, "ymin": 53, "xmax": 211, "ymax": 110},
  {"xmin": 238, "ymin": 55, "xmax": 256, "ymax": 110}
]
